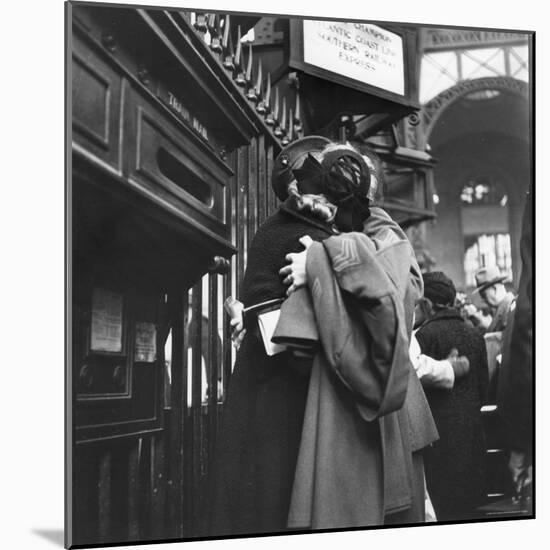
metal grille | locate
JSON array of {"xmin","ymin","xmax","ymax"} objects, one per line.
[{"xmin": 162, "ymin": 136, "xmax": 279, "ymax": 537}]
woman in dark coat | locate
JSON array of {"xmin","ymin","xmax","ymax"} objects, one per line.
[
  {"xmin": 209, "ymin": 193, "xmax": 336, "ymax": 536},
  {"xmin": 415, "ymin": 271, "xmax": 489, "ymax": 521}
]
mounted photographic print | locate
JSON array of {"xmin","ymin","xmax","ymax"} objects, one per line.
[{"xmin": 66, "ymin": 0, "xmax": 534, "ymax": 547}]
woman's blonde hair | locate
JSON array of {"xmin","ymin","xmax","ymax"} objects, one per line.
[{"xmin": 287, "ymin": 180, "xmax": 337, "ymax": 222}]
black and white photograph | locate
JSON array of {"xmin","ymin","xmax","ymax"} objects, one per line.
[
  {"xmin": 64, "ymin": 1, "xmax": 535, "ymax": 547},
  {"xmin": 5, "ymin": 1, "xmax": 544, "ymax": 549}
]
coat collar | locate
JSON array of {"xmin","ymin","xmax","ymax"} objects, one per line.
[
  {"xmin": 279, "ymin": 198, "xmax": 336, "ymax": 236},
  {"xmin": 487, "ymin": 291, "xmax": 516, "ymax": 332},
  {"xmin": 420, "ymin": 307, "xmax": 464, "ymax": 329}
]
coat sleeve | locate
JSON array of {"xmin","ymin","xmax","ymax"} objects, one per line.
[
  {"xmin": 366, "ymin": 206, "xmax": 424, "ymax": 304},
  {"xmin": 408, "ymin": 252, "xmax": 424, "ymax": 305},
  {"xmin": 306, "ymin": 235, "xmax": 410, "ymax": 421},
  {"xmin": 352, "ymin": 291, "xmax": 411, "ymax": 420}
]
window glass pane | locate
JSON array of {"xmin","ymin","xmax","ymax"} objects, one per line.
[
  {"xmin": 509, "ymin": 45, "xmax": 529, "ymax": 81},
  {"xmin": 510, "ymin": 46, "xmax": 529, "ymax": 82},
  {"xmin": 461, "ymin": 48, "xmax": 504, "ymax": 79},
  {"xmin": 464, "ymin": 239, "xmax": 481, "ymax": 287},
  {"xmin": 420, "ymin": 52, "xmax": 458, "ymax": 103}
]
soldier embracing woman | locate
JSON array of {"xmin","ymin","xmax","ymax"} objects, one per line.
[{"xmin": 208, "ymin": 136, "xmax": 438, "ymax": 536}]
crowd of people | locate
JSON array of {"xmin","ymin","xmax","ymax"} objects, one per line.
[{"xmin": 207, "ymin": 136, "xmax": 533, "ymax": 536}]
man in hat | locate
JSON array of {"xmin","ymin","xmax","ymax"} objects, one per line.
[
  {"xmin": 474, "ymin": 265, "xmax": 516, "ymax": 333},
  {"xmin": 473, "ymin": 266, "xmax": 517, "ymax": 404}
]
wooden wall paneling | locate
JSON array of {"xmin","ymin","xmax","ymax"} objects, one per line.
[
  {"xmin": 149, "ymin": 303, "xmax": 167, "ymax": 540},
  {"xmin": 179, "ymin": 290, "xmax": 194, "ymax": 538},
  {"xmin": 236, "ymin": 148, "xmax": 248, "ymax": 292},
  {"xmin": 163, "ymin": 410, "xmax": 178, "ymax": 538},
  {"xmin": 138, "ymin": 436, "xmax": 152, "ymax": 539},
  {"xmin": 207, "ymin": 275, "xmax": 219, "ymax": 452},
  {"xmin": 71, "ymin": 30, "xmax": 123, "ymax": 175},
  {"xmin": 166, "ymin": 287, "xmax": 186, "ymax": 538},
  {"xmin": 108, "ymin": 441, "xmax": 130, "ymax": 543},
  {"xmin": 73, "ymin": 446, "xmax": 99, "ymax": 545},
  {"xmin": 149, "ymin": 432, "xmax": 166, "ymax": 539},
  {"xmin": 180, "ymin": 289, "xmax": 192, "ymax": 538},
  {"xmin": 202, "ymin": 281, "xmax": 214, "ymax": 537},
  {"xmin": 127, "ymin": 439, "xmax": 141, "ymax": 541},
  {"xmin": 73, "ymin": 449, "xmax": 95, "ymax": 545},
  {"xmin": 197, "ymin": 406, "xmax": 209, "ymax": 537},
  {"xmin": 97, "ymin": 449, "xmax": 112, "ymax": 542},
  {"xmin": 222, "ymin": 273, "xmax": 232, "ymax": 397},
  {"xmin": 247, "ymin": 137, "xmax": 259, "ymax": 239},
  {"xmin": 258, "ymin": 135, "xmax": 267, "ymax": 225},
  {"xmin": 224, "ymin": 149, "xmax": 237, "ymax": 397},
  {"xmin": 266, "ymin": 144, "xmax": 276, "ymax": 217},
  {"xmin": 190, "ymin": 283, "xmax": 203, "ymax": 535}
]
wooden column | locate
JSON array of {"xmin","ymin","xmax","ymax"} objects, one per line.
[
  {"xmin": 97, "ymin": 449, "xmax": 112, "ymax": 542},
  {"xmin": 166, "ymin": 287, "xmax": 187, "ymax": 538}
]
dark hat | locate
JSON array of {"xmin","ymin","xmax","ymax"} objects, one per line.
[
  {"xmin": 292, "ymin": 145, "xmax": 372, "ymax": 231},
  {"xmin": 348, "ymin": 141, "xmax": 385, "ymax": 202},
  {"xmin": 473, "ymin": 265, "xmax": 508, "ymax": 294},
  {"xmin": 271, "ymin": 135, "xmax": 331, "ymax": 201},
  {"xmin": 422, "ymin": 271, "xmax": 456, "ymax": 307}
]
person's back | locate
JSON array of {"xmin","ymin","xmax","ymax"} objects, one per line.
[
  {"xmin": 416, "ymin": 306, "xmax": 488, "ymax": 520},
  {"xmin": 413, "ymin": 271, "xmax": 489, "ymax": 521}
]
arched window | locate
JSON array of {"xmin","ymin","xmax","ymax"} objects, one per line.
[{"xmin": 461, "ymin": 177, "xmax": 512, "ymax": 287}]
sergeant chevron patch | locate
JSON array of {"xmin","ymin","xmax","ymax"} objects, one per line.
[
  {"xmin": 332, "ymin": 237, "xmax": 361, "ymax": 272},
  {"xmin": 374, "ymin": 228, "xmax": 401, "ymax": 249},
  {"xmin": 312, "ymin": 277, "xmax": 322, "ymax": 300}
]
